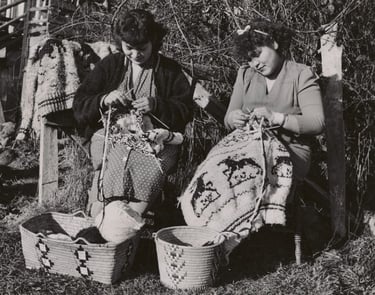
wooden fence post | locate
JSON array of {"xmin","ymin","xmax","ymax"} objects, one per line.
[
  {"xmin": 38, "ymin": 118, "xmax": 58, "ymax": 205},
  {"xmin": 0, "ymin": 71, "xmax": 6, "ymax": 123},
  {"xmin": 19, "ymin": 34, "xmax": 52, "ymax": 204},
  {"xmin": 320, "ymin": 23, "xmax": 346, "ymax": 239}
]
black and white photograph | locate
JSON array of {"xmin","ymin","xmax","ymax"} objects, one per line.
[{"xmin": 0, "ymin": 0, "xmax": 373, "ymax": 294}]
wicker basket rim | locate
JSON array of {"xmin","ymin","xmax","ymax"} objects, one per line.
[
  {"xmin": 20, "ymin": 211, "xmax": 94, "ymax": 224},
  {"xmin": 154, "ymin": 226, "xmax": 223, "ymax": 249},
  {"xmin": 19, "ymin": 211, "xmax": 138, "ymax": 248}
]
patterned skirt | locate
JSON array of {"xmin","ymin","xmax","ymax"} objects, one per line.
[{"xmin": 90, "ymin": 128, "xmax": 179, "ymax": 203}]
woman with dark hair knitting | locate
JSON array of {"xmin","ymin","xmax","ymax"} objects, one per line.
[
  {"xmin": 73, "ymin": 9, "xmax": 193, "ymax": 242},
  {"xmin": 225, "ymin": 21, "xmax": 325, "ymax": 181},
  {"xmin": 179, "ymin": 21, "xmax": 324, "ymax": 254}
]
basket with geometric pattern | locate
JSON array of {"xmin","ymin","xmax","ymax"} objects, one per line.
[
  {"xmin": 154, "ymin": 226, "xmax": 224, "ymax": 290},
  {"xmin": 19, "ymin": 211, "xmax": 140, "ymax": 284}
]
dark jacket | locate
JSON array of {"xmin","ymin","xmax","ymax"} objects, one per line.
[{"xmin": 73, "ymin": 52, "xmax": 194, "ymax": 140}]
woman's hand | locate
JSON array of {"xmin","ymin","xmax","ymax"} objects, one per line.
[
  {"xmin": 252, "ymin": 107, "xmax": 285, "ymax": 126},
  {"xmin": 102, "ymin": 90, "xmax": 127, "ymax": 107},
  {"xmin": 227, "ymin": 109, "xmax": 250, "ymax": 129},
  {"xmin": 132, "ymin": 97, "xmax": 153, "ymax": 113},
  {"xmin": 252, "ymin": 107, "xmax": 273, "ymax": 122},
  {"xmin": 193, "ymin": 94, "xmax": 210, "ymax": 109}
]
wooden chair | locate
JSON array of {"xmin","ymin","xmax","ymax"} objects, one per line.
[{"xmin": 38, "ymin": 109, "xmax": 86, "ymax": 205}]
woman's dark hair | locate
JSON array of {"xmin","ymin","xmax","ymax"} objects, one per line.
[
  {"xmin": 233, "ymin": 21, "xmax": 293, "ymax": 62},
  {"xmin": 112, "ymin": 9, "xmax": 167, "ymax": 53}
]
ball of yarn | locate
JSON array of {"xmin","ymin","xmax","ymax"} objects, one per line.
[{"xmin": 94, "ymin": 201, "xmax": 145, "ymax": 243}]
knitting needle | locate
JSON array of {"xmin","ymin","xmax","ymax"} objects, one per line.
[
  {"xmin": 118, "ymin": 88, "xmax": 134, "ymax": 107},
  {"xmin": 119, "ymin": 88, "xmax": 170, "ymax": 130},
  {"xmin": 148, "ymin": 113, "xmax": 170, "ymax": 130}
]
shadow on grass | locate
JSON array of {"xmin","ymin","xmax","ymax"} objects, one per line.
[
  {"xmin": 220, "ymin": 229, "xmax": 296, "ymax": 284},
  {"xmin": 0, "ymin": 181, "xmax": 38, "ymax": 205},
  {"xmin": 0, "ymin": 165, "xmax": 39, "ymax": 205},
  {"xmin": 132, "ymin": 238, "xmax": 159, "ymax": 275},
  {"xmin": 0, "ymin": 165, "xmax": 39, "ymax": 180}
]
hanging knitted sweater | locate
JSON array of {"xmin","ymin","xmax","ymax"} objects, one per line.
[{"xmin": 17, "ymin": 38, "xmax": 81, "ymax": 138}]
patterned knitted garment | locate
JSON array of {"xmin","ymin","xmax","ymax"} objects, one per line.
[
  {"xmin": 18, "ymin": 39, "xmax": 81, "ymax": 137},
  {"xmin": 179, "ymin": 127, "xmax": 293, "ymax": 237}
]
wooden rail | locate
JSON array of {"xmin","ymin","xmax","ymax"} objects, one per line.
[
  {"xmin": 0, "ymin": 0, "xmax": 25, "ymax": 14},
  {"xmin": 29, "ymin": 6, "xmax": 49, "ymax": 12},
  {"xmin": 0, "ymin": 13, "xmax": 26, "ymax": 30}
]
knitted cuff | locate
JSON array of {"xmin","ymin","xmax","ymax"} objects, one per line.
[
  {"xmin": 164, "ymin": 131, "xmax": 175, "ymax": 143},
  {"xmin": 272, "ymin": 112, "xmax": 286, "ymax": 127}
]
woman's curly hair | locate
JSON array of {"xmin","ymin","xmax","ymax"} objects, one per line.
[
  {"xmin": 233, "ymin": 20, "xmax": 294, "ymax": 63},
  {"xmin": 112, "ymin": 9, "xmax": 167, "ymax": 53}
]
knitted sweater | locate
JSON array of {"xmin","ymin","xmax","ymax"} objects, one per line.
[
  {"xmin": 225, "ymin": 60, "xmax": 325, "ymax": 136},
  {"xmin": 17, "ymin": 39, "xmax": 81, "ymax": 137},
  {"xmin": 73, "ymin": 53, "xmax": 194, "ymax": 140},
  {"xmin": 224, "ymin": 60, "xmax": 325, "ymax": 179}
]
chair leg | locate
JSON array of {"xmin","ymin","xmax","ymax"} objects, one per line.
[
  {"xmin": 294, "ymin": 201, "xmax": 302, "ymax": 265},
  {"xmin": 39, "ymin": 118, "xmax": 58, "ymax": 205},
  {"xmin": 294, "ymin": 232, "xmax": 302, "ymax": 265}
]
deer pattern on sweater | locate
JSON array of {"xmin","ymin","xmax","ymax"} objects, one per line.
[{"xmin": 180, "ymin": 127, "xmax": 293, "ymax": 235}]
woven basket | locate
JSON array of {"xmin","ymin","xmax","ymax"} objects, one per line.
[
  {"xmin": 19, "ymin": 211, "xmax": 140, "ymax": 284},
  {"xmin": 154, "ymin": 226, "xmax": 224, "ymax": 290}
]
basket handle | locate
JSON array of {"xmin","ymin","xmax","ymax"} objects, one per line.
[
  {"xmin": 36, "ymin": 234, "xmax": 99, "ymax": 246},
  {"xmin": 71, "ymin": 210, "xmax": 88, "ymax": 218},
  {"xmin": 71, "ymin": 236, "xmax": 96, "ymax": 246},
  {"xmin": 35, "ymin": 232, "xmax": 47, "ymax": 239}
]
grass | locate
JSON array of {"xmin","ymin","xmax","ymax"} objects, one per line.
[{"xmin": 2, "ymin": 228, "xmax": 375, "ymax": 294}]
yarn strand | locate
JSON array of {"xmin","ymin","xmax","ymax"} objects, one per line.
[{"xmin": 98, "ymin": 106, "xmax": 112, "ymax": 203}]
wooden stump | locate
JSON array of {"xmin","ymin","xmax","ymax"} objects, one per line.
[{"xmin": 320, "ymin": 23, "xmax": 346, "ymax": 239}]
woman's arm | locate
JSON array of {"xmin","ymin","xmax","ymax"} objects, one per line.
[
  {"xmin": 73, "ymin": 54, "xmax": 125, "ymax": 130},
  {"xmin": 152, "ymin": 60, "xmax": 194, "ymax": 132},
  {"xmin": 283, "ymin": 68, "xmax": 325, "ymax": 135},
  {"xmin": 224, "ymin": 67, "xmax": 250, "ymax": 130},
  {"xmin": 73, "ymin": 60, "xmax": 109, "ymax": 128}
]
